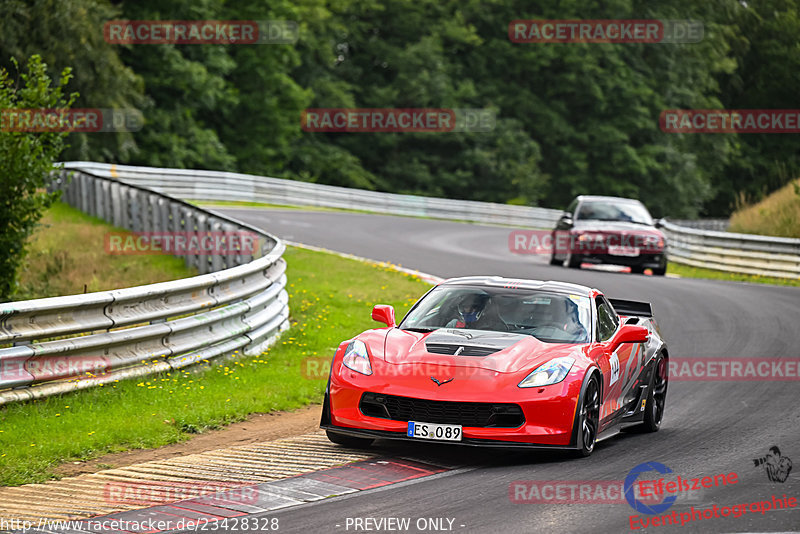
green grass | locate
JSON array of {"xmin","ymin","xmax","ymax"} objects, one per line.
[
  {"xmin": 729, "ymin": 178, "xmax": 800, "ymax": 238},
  {"xmin": 0, "ymin": 246, "xmax": 430, "ymax": 486},
  {"xmin": 668, "ymin": 262, "xmax": 800, "ymax": 287},
  {"xmin": 16, "ymin": 202, "xmax": 196, "ymax": 300}
]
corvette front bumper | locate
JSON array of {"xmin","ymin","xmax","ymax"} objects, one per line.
[
  {"xmin": 323, "ymin": 361, "xmax": 586, "ymax": 447},
  {"xmin": 321, "ymin": 418, "xmax": 578, "ymax": 450}
]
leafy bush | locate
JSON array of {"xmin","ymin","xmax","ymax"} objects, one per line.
[{"xmin": 0, "ymin": 55, "xmax": 75, "ymax": 301}]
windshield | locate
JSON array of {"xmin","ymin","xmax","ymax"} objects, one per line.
[
  {"xmin": 400, "ymin": 286, "xmax": 591, "ymax": 343},
  {"xmin": 576, "ymin": 201, "xmax": 653, "ymax": 225}
]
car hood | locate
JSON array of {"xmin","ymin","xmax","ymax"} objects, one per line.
[
  {"xmin": 381, "ymin": 328, "xmax": 581, "ymax": 374},
  {"xmin": 573, "ymin": 220, "xmax": 663, "ymax": 236}
]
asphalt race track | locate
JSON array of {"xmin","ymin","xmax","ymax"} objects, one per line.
[{"xmin": 210, "ymin": 207, "xmax": 800, "ymax": 534}]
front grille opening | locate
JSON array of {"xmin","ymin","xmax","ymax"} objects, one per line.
[
  {"xmin": 359, "ymin": 398, "xmax": 390, "ymax": 419},
  {"xmin": 359, "ymin": 392, "xmax": 524, "ymax": 428}
]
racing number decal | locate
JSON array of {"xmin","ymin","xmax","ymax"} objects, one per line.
[{"xmin": 609, "ymin": 352, "xmax": 620, "ymax": 386}]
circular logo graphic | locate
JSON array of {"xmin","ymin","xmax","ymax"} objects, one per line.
[{"xmin": 624, "ymin": 461, "xmax": 677, "ymax": 515}]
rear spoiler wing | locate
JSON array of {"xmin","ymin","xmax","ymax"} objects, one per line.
[{"xmin": 609, "ymin": 298, "xmax": 653, "ymax": 318}]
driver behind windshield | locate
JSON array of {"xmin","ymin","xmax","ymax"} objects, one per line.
[
  {"xmin": 446, "ymin": 293, "xmax": 489, "ymax": 328},
  {"xmin": 444, "ymin": 293, "xmax": 508, "ymax": 331}
]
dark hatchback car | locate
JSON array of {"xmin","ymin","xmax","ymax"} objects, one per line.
[{"xmin": 550, "ymin": 196, "xmax": 667, "ymax": 275}]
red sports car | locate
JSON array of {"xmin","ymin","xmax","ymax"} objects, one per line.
[{"xmin": 321, "ymin": 276, "xmax": 669, "ymax": 456}]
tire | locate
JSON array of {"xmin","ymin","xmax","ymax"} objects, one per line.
[
  {"xmin": 652, "ymin": 265, "xmax": 666, "ymax": 276},
  {"xmin": 549, "ymin": 252, "xmax": 562, "ymax": 266},
  {"xmin": 565, "ymin": 252, "xmax": 582, "ymax": 269},
  {"xmin": 573, "ymin": 375, "xmax": 600, "ymax": 457},
  {"xmin": 641, "ymin": 354, "xmax": 668, "ymax": 432},
  {"xmin": 325, "ymin": 429, "xmax": 374, "ymax": 449}
]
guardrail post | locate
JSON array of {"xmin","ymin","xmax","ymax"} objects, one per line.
[
  {"xmin": 182, "ymin": 207, "xmax": 199, "ymax": 271},
  {"xmin": 96, "ymin": 178, "xmax": 103, "ymax": 219},
  {"xmin": 169, "ymin": 201, "xmax": 181, "ymax": 235},
  {"xmin": 120, "ymin": 185, "xmax": 131, "ymax": 229},
  {"xmin": 129, "ymin": 190, "xmax": 142, "ymax": 232},
  {"xmin": 156, "ymin": 198, "xmax": 168, "ymax": 233},
  {"xmin": 195, "ymin": 212, "xmax": 209, "ymax": 275},
  {"xmin": 110, "ymin": 182, "xmax": 123, "ymax": 227},
  {"xmin": 79, "ymin": 173, "xmax": 91, "ymax": 214},
  {"xmin": 208, "ymin": 217, "xmax": 224, "ymax": 272}
]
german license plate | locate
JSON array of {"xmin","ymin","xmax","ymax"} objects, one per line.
[
  {"xmin": 608, "ymin": 245, "xmax": 639, "ymax": 257},
  {"xmin": 407, "ymin": 421, "xmax": 462, "ymax": 441}
]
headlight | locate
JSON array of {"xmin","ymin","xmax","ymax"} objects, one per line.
[
  {"xmin": 518, "ymin": 357, "xmax": 575, "ymax": 388},
  {"xmin": 342, "ymin": 340, "xmax": 372, "ymax": 375}
]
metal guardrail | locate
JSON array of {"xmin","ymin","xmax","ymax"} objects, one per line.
[
  {"xmin": 667, "ymin": 219, "xmax": 729, "ymax": 232},
  {"xmin": 662, "ymin": 220, "xmax": 800, "ymax": 279},
  {"xmin": 62, "ymin": 162, "xmax": 564, "ymax": 229},
  {"xmin": 60, "ymin": 162, "xmax": 800, "ymax": 280},
  {"xmin": 0, "ymin": 169, "xmax": 290, "ymax": 405}
]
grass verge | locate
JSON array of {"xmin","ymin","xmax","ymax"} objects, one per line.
[
  {"xmin": 668, "ymin": 262, "xmax": 800, "ymax": 287},
  {"xmin": 729, "ymin": 178, "xmax": 800, "ymax": 238},
  {"xmin": 0, "ymin": 246, "xmax": 430, "ymax": 486},
  {"xmin": 16, "ymin": 202, "xmax": 196, "ymax": 300}
]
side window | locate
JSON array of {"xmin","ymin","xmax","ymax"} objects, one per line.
[
  {"xmin": 567, "ymin": 199, "xmax": 578, "ymax": 216},
  {"xmin": 595, "ymin": 297, "xmax": 619, "ymax": 342}
]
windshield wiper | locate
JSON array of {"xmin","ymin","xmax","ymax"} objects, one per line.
[{"xmin": 401, "ymin": 326, "xmax": 438, "ymax": 332}]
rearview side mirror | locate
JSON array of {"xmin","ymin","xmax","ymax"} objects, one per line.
[
  {"xmin": 654, "ymin": 218, "xmax": 665, "ymax": 229},
  {"xmin": 609, "ymin": 324, "xmax": 649, "ymax": 352},
  {"xmin": 372, "ymin": 304, "xmax": 396, "ymax": 327}
]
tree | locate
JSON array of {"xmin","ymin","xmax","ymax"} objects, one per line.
[
  {"xmin": 0, "ymin": 0, "xmax": 145, "ymax": 163},
  {"xmin": 113, "ymin": 0, "xmax": 237, "ymax": 170},
  {"xmin": 2, "ymin": 0, "xmax": 795, "ymax": 218},
  {"xmin": 712, "ymin": 0, "xmax": 800, "ymax": 215},
  {"xmin": 0, "ymin": 55, "xmax": 75, "ymax": 301}
]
